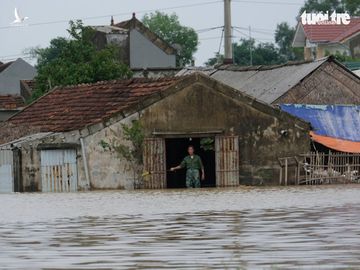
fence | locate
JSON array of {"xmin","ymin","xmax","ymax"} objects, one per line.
[{"xmin": 279, "ymin": 152, "xmax": 360, "ymax": 185}]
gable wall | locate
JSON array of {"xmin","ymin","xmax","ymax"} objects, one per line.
[
  {"xmin": 129, "ymin": 29, "xmax": 176, "ymax": 69},
  {"xmin": 274, "ymin": 61, "xmax": 360, "ymax": 104},
  {"xmin": 0, "ymin": 59, "xmax": 37, "ymax": 95},
  {"xmin": 140, "ymin": 82, "xmax": 310, "ymax": 184}
]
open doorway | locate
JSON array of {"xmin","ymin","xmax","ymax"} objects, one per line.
[{"xmin": 165, "ymin": 137, "xmax": 216, "ymax": 188}]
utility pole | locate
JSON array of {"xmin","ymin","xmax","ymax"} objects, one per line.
[
  {"xmin": 224, "ymin": 0, "xmax": 233, "ymax": 64},
  {"xmin": 249, "ymin": 25, "xmax": 253, "ymax": 66}
]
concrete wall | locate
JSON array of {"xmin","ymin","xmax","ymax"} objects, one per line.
[
  {"xmin": 129, "ymin": 29, "xmax": 176, "ymax": 69},
  {"xmin": 275, "ymin": 61, "xmax": 360, "ymax": 104},
  {"xmin": 0, "ymin": 59, "xmax": 37, "ymax": 95}
]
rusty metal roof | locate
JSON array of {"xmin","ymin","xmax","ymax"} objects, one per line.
[{"xmin": 178, "ymin": 58, "xmax": 329, "ymax": 104}]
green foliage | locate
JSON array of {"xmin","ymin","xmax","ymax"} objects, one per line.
[
  {"xmin": 142, "ymin": 11, "xmax": 199, "ymax": 66},
  {"xmin": 275, "ymin": 22, "xmax": 303, "ymax": 62},
  {"xmin": 206, "ymin": 23, "xmax": 305, "ymax": 67},
  {"xmin": 200, "ymin": 138, "xmax": 215, "ymax": 151},
  {"xmin": 100, "ymin": 120, "xmax": 144, "ymax": 166},
  {"xmin": 325, "ymin": 50, "xmax": 360, "ymax": 62},
  {"xmin": 233, "ymin": 38, "xmax": 286, "ymax": 66},
  {"xmin": 299, "ymin": 0, "xmax": 360, "ymax": 16},
  {"xmin": 31, "ymin": 20, "xmax": 132, "ymax": 101},
  {"xmin": 205, "ymin": 53, "xmax": 224, "ymax": 66}
]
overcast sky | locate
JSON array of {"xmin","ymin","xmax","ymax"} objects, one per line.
[{"xmin": 0, "ymin": 0, "xmax": 305, "ymax": 65}]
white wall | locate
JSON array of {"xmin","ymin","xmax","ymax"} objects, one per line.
[{"xmin": 129, "ymin": 29, "xmax": 176, "ymax": 69}]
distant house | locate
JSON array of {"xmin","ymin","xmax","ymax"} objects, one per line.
[
  {"xmin": 292, "ymin": 18, "xmax": 360, "ymax": 61},
  {"xmin": 178, "ymin": 56, "xmax": 360, "ymax": 105},
  {"xmin": 0, "ymin": 95, "xmax": 25, "ymax": 121},
  {"xmin": 0, "ymin": 58, "xmax": 37, "ymax": 96},
  {"xmin": 91, "ymin": 14, "xmax": 178, "ymax": 73},
  {"xmin": 0, "ymin": 74, "xmax": 309, "ymax": 192},
  {"xmin": 0, "ymin": 59, "xmax": 36, "ymax": 121}
]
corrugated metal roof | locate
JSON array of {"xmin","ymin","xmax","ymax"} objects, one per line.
[
  {"xmin": 178, "ymin": 58, "xmax": 327, "ymax": 104},
  {"xmin": 280, "ymin": 104, "xmax": 360, "ymax": 142}
]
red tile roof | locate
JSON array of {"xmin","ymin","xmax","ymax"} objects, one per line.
[
  {"xmin": 302, "ymin": 17, "xmax": 360, "ymax": 43},
  {"xmin": 8, "ymin": 77, "xmax": 183, "ymax": 132},
  {"xmin": 0, "ymin": 95, "xmax": 25, "ymax": 110}
]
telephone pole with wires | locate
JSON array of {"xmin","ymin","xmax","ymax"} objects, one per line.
[{"xmin": 223, "ymin": 0, "xmax": 233, "ymax": 64}]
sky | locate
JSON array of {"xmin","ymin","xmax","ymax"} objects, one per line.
[{"xmin": 0, "ymin": 0, "xmax": 305, "ymax": 65}]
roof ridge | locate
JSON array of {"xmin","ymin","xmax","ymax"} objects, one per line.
[{"xmin": 216, "ymin": 57, "xmax": 328, "ymax": 71}]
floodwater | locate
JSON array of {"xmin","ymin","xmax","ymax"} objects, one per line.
[{"xmin": 1, "ymin": 186, "xmax": 360, "ymax": 269}]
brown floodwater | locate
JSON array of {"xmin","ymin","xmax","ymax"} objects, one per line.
[{"xmin": 1, "ymin": 185, "xmax": 360, "ymax": 269}]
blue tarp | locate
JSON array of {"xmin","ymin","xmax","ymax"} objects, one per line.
[{"xmin": 280, "ymin": 104, "xmax": 360, "ymax": 142}]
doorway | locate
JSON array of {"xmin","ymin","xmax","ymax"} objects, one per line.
[{"xmin": 165, "ymin": 137, "xmax": 216, "ymax": 188}]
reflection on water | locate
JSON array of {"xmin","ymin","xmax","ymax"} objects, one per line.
[{"xmin": 1, "ymin": 185, "xmax": 360, "ymax": 269}]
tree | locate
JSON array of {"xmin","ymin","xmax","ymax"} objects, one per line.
[
  {"xmin": 233, "ymin": 38, "xmax": 286, "ymax": 66},
  {"xmin": 205, "ymin": 53, "xmax": 224, "ymax": 66},
  {"xmin": 206, "ymin": 38, "xmax": 286, "ymax": 66},
  {"xmin": 275, "ymin": 22, "xmax": 303, "ymax": 61},
  {"xmin": 31, "ymin": 20, "xmax": 132, "ymax": 100},
  {"xmin": 300, "ymin": 0, "xmax": 360, "ymax": 16},
  {"xmin": 142, "ymin": 11, "xmax": 199, "ymax": 66}
]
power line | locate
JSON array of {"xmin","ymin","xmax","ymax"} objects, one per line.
[
  {"xmin": 196, "ymin": 26, "xmax": 224, "ymax": 33},
  {"xmin": 233, "ymin": 0, "xmax": 302, "ymax": 6},
  {"xmin": 0, "ymin": 1, "xmax": 223, "ymax": 31}
]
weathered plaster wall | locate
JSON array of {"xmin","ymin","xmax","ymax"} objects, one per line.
[
  {"xmin": 140, "ymin": 82, "xmax": 310, "ymax": 184},
  {"xmin": 83, "ymin": 114, "xmax": 139, "ymax": 190},
  {"xmin": 275, "ymin": 61, "xmax": 360, "ymax": 104}
]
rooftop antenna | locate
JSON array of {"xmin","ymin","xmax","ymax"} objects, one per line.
[{"xmin": 223, "ymin": 0, "xmax": 233, "ymax": 64}]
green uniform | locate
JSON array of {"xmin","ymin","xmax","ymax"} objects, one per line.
[{"xmin": 180, "ymin": 155, "xmax": 204, "ymax": 188}]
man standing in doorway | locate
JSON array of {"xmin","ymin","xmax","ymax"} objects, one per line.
[{"xmin": 170, "ymin": 145, "xmax": 205, "ymax": 188}]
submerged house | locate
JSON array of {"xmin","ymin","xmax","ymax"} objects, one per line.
[
  {"xmin": 178, "ymin": 56, "xmax": 360, "ymax": 105},
  {"xmin": 0, "ymin": 74, "xmax": 309, "ymax": 192},
  {"xmin": 281, "ymin": 105, "xmax": 360, "ymax": 184}
]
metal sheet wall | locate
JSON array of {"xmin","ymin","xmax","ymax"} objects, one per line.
[
  {"xmin": 143, "ymin": 138, "xmax": 167, "ymax": 189},
  {"xmin": 40, "ymin": 149, "xmax": 78, "ymax": 192},
  {"xmin": 215, "ymin": 136, "xmax": 240, "ymax": 187},
  {"xmin": 0, "ymin": 150, "xmax": 13, "ymax": 193}
]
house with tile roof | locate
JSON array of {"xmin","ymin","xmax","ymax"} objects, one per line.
[
  {"xmin": 0, "ymin": 58, "xmax": 37, "ymax": 121},
  {"xmin": 0, "ymin": 95, "xmax": 25, "ymax": 122},
  {"xmin": 292, "ymin": 17, "xmax": 360, "ymax": 61},
  {"xmin": 0, "ymin": 74, "xmax": 310, "ymax": 192},
  {"xmin": 91, "ymin": 14, "xmax": 178, "ymax": 74}
]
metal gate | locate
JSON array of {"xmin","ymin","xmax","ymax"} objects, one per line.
[
  {"xmin": 143, "ymin": 138, "xmax": 167, "ymax": 189},
  {"xmin": 215, "ymin": 136, "xmax": 240, "ymax": 187},
  {"xmin": 0, "ymin": 150, "xmax": 13, "ymax": 193},
  {"xmin": 41, "ymin": 149, "xmax": 78, "ymax": 192}
]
